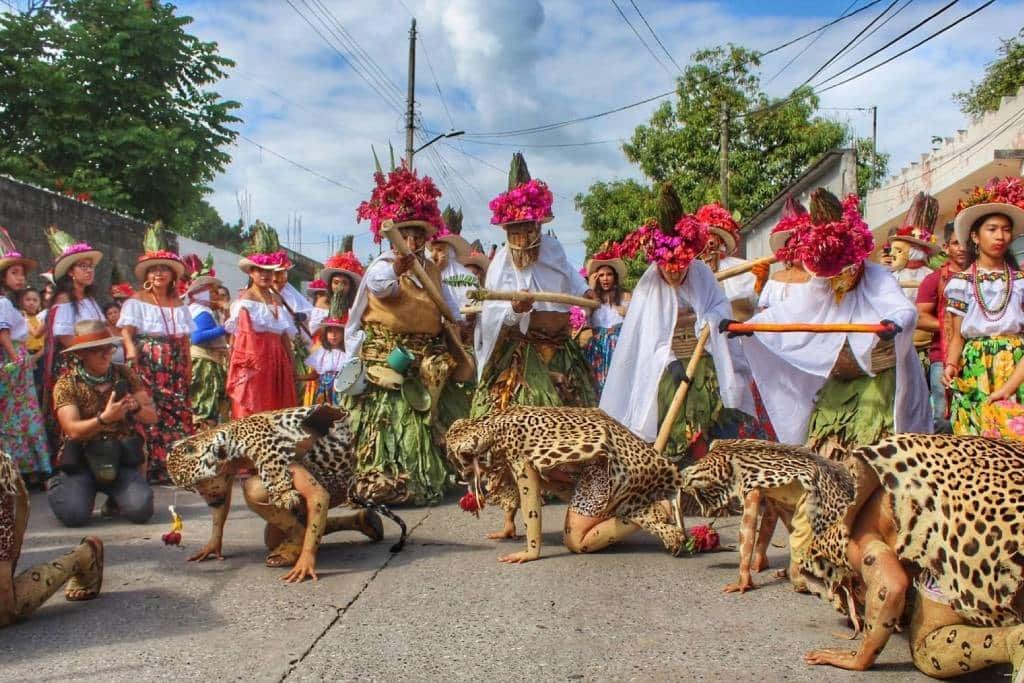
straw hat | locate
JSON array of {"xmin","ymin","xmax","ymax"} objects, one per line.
[
  {"xmin": 48, "ymin": 226, "xmax": 103, "ymax": 280},
  {"xmin": 431, "ymin": 232, "xmax": 472, "ymax": 263},
  {"xmin": 319, "ymin": 251, "xmax": 364, "ymax": 287},
  {"xmin": 461, "ymin": 250, "xmax": 490, "ymax": 276},
  {"xmin": 696, "ymin": 202, "xmax": 740, "ymax": 255},
  {"xmin": 61, "ymin": 319, "xmax": 123, "ymax": 354},
  {"xmin": 890, "ymin": 225, "xmax": 940, "ymax": 256},
  {"xmin": 0, "ymin": 227, "xmax": 37, "ymax": 273},
  {"xmin": 586, "ymin": 257, "xmax": 626, "ymax": 288},
  {"xmin": 307, "ymin": 278, "xmax": 328, "ymax": 293},
  {"xmin": 134, "ymin": 222, "xmax": 185, "ymax": 281},
  {"xmin": 366, "ymin": 365, "xmax": 404, "ymax": 390},
  {"xmin": 954, "ymin": 203, "xmax": 1024, "ymax": 252}
]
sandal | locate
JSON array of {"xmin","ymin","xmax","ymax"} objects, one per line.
[
  {"xmin": 265, "ymin": 542, "xmax": 302, "ymax": 568},
  {"xmin": 356, "ymin": 509, "xmax": 384, "ymax": 542},
  {"xmin": 65, "ymin": 536, "xmax": 104, "ymax": 602}
]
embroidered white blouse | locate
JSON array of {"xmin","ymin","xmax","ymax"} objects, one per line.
[
  {"xmin": 51, "ymin": 298, "xmax": 103, "ymax": 337},
  {"xmin": 118, "ymin": 298, "xmax": 195, "ymax": 337},
  {"xmin": 224, "ymin": 299, "xmax": 297, "ymax": 336},
  {"xmin": 306, "ymin": 347, "xmax": 350, "ymax": 374},
  {"xmin": 944, "ymin": 268, "xmax": 1024, "ymax": 339},
  {"xmin": 0, "ymin": 298, "xmax": 28, "ymax": 342},
  {"xmin": 590, "ymin": 302, "xmax": 626, "ymax": 329}
]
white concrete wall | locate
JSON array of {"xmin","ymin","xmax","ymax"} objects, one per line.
[
  {"xmin": 865, "ymin": 86, "xmax": 1024, "ymax": 237},
  {"xmin": 176, "ymin": 236, "xmax": 248, "ymax": 295}
]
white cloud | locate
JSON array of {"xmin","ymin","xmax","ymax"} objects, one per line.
[{"xmin": 179, "ymin": 0, "xmax": 1024, "ymax": 266}]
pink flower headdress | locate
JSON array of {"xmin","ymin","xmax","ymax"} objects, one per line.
[
  {"xmin": 489, "ymin": 178, "xmax": 554, "ymax": 226},
  {"xmin": 795, "ymin": 194, "xmax": 874, "ymax": 278},
  {"xmin": 696, "ymin": 202, "xmax": 740, "ymax": 254},
  {"xmin": 356, "ymin": 166, "xmax": 445, "ymax": 243},
  {"xmin": 618, "ymin": 215, "xmax": 709, "ymax": 273}
]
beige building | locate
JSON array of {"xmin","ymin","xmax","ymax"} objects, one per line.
[{"xmin": 865, "ymin": 86, "xmax": 1024, "ymax": 241}]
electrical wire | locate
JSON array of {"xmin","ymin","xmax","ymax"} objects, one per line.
[
  {"xmin": 238, "ymin": 134, "xmax": 357, "ymax": 191},
  {"xmin": 609, "ymin": 0, "xmax": 674, "ymax": 78},
  {"xmin": 766, "ymin": 0, "xmax": 861, "ymax": 84},
  {"xmin": 798, "ymin": 0, "xmax": 901, "ymax": 87},
  {"xmin": 628, "ymin": 0, "xmax": 684, "ymax": 74}
]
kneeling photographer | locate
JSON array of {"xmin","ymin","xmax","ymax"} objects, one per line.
[{"xmin": 47, "ymin": 320, "xmax": 157, "ymax": 526}]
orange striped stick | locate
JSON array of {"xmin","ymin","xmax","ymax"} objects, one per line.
[{"xmin": 727, "ymin": 322, "xmax": 890, "ymax": 334}]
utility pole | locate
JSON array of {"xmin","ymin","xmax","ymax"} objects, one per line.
[
  {"xmin": 870, "ymin": 105, "xmax": 878, "ymax": 186},
  {"xmin": 404, "ymin": 18, "xmax": 417, "ymax": 169},
  {"xmin": 719, "ymin": 102, "xmax": 730, "ymax": 210}
]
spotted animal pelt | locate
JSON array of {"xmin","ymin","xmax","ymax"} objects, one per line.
[
  {"xmin": 0, "ymin": 450, "xmax": 20, "ymax": 496},
  {"xmin": 681, "ymin": 439, "xmax": 857, "ymax": 536},
  {"xmin": 858, "ymin": 434, "xmax": 1024, "ymax": 627},
  {"xmin": 167, "ymin": 405, "xmax": 358, "ymax": 511},
  {"xmin": 446, "ymin": 406, "xmax": 683, "ymax": 517}
]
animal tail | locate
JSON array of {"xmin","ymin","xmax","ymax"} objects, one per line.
[
  {"xmin": 350, "ymin": 494, "xmax": 408, "ymax": 553},
  {"xmin": 673, "ymin": 489, "xmax": 686, "ymax": 537}
]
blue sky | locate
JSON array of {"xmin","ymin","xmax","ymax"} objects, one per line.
[{"xmin": 163, "ymin": 0, "xmax": 1022, "ymax": 266}]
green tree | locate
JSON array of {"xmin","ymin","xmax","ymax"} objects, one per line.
[
  {"xmin": 855, "ymin": 137, "xmax": 890, "ymax": 197},
  {"xmin": 579, "ymin": 45, "xmax": 884, "ymax": 255},
  {"xmin": 955, "ymin": 28, "xmax": 1024, "ymax": 118},
  {"xmin": 174, "ymin": 198, "xmax": 247, "ymax": 252},
  {"xmin": 0, "ymin": 0, "xmax": 240, "ymax": 223}
]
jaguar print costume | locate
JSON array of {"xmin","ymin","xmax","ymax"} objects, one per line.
[
  {"xmin": 681, "ymin": 439, "xmax": 857, "ymax": 593},
  {"xmin": 445, "ymin": 406, "xmax": 686, "ymax": 561},
  {"xmin": 167, "ymin": 406, "xmax": 406, "ymax": 578},
  {"xmin": 685, "ymin": 435, "xmax": 1024, "ymax": 678}
]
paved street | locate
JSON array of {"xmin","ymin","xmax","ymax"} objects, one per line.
[{"xmin": 1, "ymin": 486, "xmax": 1006, "ymax": 682}]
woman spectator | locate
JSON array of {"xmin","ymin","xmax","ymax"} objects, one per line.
[
  {"xmin": 225, "ymin": 252, "xmax": 297, "ymax": 418},
  {"xmin": 118, "ymin": 224, "xmax": 194, "ymax": 483},
  {"xmin": 942, "ymin": 179, "xmax": 1024, "ymax": 436},
  {"xmin": 182, "ymin": 255, "xmax": 228, "ymax": 428},
  {"xmin": 47, "ymin": 320, "xmax": 156, "ymax": 526},
  {"xmin": 1, "ymin": 449, "xmax": 104, "ymax": 623},
  {"xmin": 0, "ymin": 232, "xmax": 51, "ymax": 487},
  {"xmin": 17, "ymin": 288, "xmax": 46, "ymax": 400},
  {"xmin": 582, "ymin": 252, "xmax": 630, "ymax": 397}
]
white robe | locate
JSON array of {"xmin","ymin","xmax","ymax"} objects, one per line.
[
  {"xmin": 717, "ymin": 255, "xmax": 758, "ymax": 304},
  {"xmin": 474, "ymin": 235, "xmax": 588, "ymax": 380},
  {"xmin": 600, "ymin": 261, "xmax": 756, "ymax": 442},
  {"xmin": 431, "ymin": 245, "xmax": 476, "ymax": 310},
  {"xmin": 740, "ymin": 260, "xmax": 931, "ymax": 445}
]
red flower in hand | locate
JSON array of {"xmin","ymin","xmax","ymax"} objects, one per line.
[{"xmin": 459, "ymin": 491, "xmax": 484, "ymax": 513}]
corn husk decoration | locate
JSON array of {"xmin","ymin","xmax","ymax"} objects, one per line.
[
  {"xmin": 508, "ymin": 151, "xmax": 531, "ymax": 190},
  {"xmin": 47, "ymin": 225, "xmax": 103, "ymax": 279},
  {"xmin": 135, "ymin": 221, "xmax": 184, "ymax": 282},
  {"xmin": 442, "ymin": 206, "xmax": 464, "ymax": 235},
  {"xmin": 654, "ymin": 181, "xmax": 684, "ymax": 234}
]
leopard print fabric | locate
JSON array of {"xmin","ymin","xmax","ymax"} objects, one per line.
[
  {"xmin": 857, "ymin": 434, "xmax": 1024, "ymax": 628},
  {"xmin": 0, "ymin": 450, "xmax": 21, "ymax": 562},
  {"xmin": 446, "ymin": 406, "xmax": 683, "ymax": 524},
  {"xmin": 167, "ymin": 406, "xmax": 359, "ymax": 511}
]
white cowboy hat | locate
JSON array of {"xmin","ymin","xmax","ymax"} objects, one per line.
[
  {"xmin": 431, "ymin": 233, "xmax": 472, "ymax": 263},
  {"xmin": 461, "ymin": 252, "xmax": 490, "ymax": 276},
  {"xmin": 186, "ymin": 275, "xmax": 222, "ymax": 296},
  {"xmin": 953, "ymin": 202, "xmax": 1024, "ymax": 251}
]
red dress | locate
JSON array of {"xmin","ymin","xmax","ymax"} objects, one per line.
[{"xmin": 226, "ymin": 307, "xmax": 297, "ymax": 418}]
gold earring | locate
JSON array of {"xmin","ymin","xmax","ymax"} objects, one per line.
[{"xmin": 143, "ymin": 281, "xmax": 154, "ymax": 291}]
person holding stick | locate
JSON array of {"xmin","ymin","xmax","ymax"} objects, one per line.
[
  {"xmin": 756, "ymin": 196, "xmax": 811, "ymax": 312},
  {"xmin": 471, "ymin": 154, "xmax": 596, "ymax": 417},
  {"xmin": 698, "ymin": 202, "xmax": 767, "ymax": 321},
  {"xmin": 736, "ymin": 189, "xmax": 929, "ymax": 458},
  {"xmin": 600, "ymin": 199, "xmax": 760, "ymax": 464},
  {"xmin": 345, "ymin": 166, "xmax": 464, "ymax": 505}
]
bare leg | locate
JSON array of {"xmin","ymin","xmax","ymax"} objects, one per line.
[
  {"xmin": 751, "ymin": 501, "xmax": 778, "ymax": 573},
  {"xmin": 909, "ymin": 597, "xmax": 1024, "ymax": 679},
  {"xmin": 324, "ymin": 510, "xmax": 383, "ymax": 541},
  {"xmin": 243, "ymin": 477, "xmax": 305, "ymax": 565},
  {"xmin": 630, "ymin": 500, "xmax": 684, "ymax": 555},
  {"xmin": 725, "ymin": 488, "xmax": 762, "ymax": 593},
  {"xmin": 563, "ymin": 509, "xmax": 638, "ymax": 553},
  {"xmin": 498, "ymin": 461, "xmax": 542, "ymax": 564},
  {"xmin": 486, "ymin": 507, "xmax": 519, "ymax": 540}
]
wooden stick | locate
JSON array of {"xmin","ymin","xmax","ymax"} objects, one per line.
[
  {"xmin": 899, "ymin": 280, "xmax": 922, "ymax": 289},
  {"xmin": 726, "ymin": 322, "xmax": 889, "ymax": 334},
  {"xmin": 468, "ymin": 289, "xmax": 599, "ymax": 310},
  {"xmin": 381, "ymin": 223, "xmax": 475, "ymax": 380},
  {"xmin": 715, "ymin": 255, "xmax": 777, "ymax": 282},
  {"xmin": 654, "ymin": 325, "xmax": 710, "ymax": 454}
]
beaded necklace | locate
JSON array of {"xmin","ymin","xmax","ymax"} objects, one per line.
[
  {"xmin": 149, "ymin": 290, "xmax": 178, "ymax": 337},
  {"xmin": 971, "ymin": 261, "xmax": 1013, "ymax": 322}
]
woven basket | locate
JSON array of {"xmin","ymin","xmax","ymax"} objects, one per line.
[{"xmin": 830, "ymin": 340, "xmax": 897, "ymax": 380}]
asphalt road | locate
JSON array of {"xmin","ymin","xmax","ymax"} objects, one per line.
[{"xmin": 1, "ymin": 486, "xmax": 1007, "ymax": 682}]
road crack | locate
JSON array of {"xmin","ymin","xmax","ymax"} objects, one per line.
[{"xmin": 280, "ymin": 510, "xmax": 433, "ymax": 681}]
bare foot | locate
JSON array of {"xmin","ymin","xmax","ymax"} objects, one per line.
[
  {"xmin": 723, "ymin": 577, "xmax": 756, "ymax": 593},
  {"xmin": 486, "ymin": 525, "xmax": 520, "ymax": 540},
  {"xmin": 497, "ymin": 551, "xmax": 539, "ymax": 564},
  {"xmin": 752, "ymin": 556, "xmax": 769, "ymax": 573}
]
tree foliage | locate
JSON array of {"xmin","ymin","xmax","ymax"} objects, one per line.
[
  {"xmin": 0, "ymin": 0, "xmax": 241, "ymax": 224},
  {"xmin": 955, "ymin": 28, "xmax": 1024, "ymax": 118},
  {"xmin": 174, "ymin": 199, "xmax": 247, "ymax": 252},
  {"xmin": 579, "ymin": 45, "xmax": 885, "ymax": 258}
]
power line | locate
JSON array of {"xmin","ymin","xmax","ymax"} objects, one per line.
[
  {"xmin": 238, "ymin": 134, "xmax": 357, "ymax": 191},
  {"xmin": 757, "ymin": 0, "xmax": 884, "ymax": 57},
  {"xmin": 766, "ymin": 0, "xmax": 861, "ymax": 84},
  {"xmin": 418, "ymin": 34, "xmax": 457, "ymax": 132},
  {"xmin": 799, "ymin": 0, "xmax": 901, "ymax": 87},
  {"xmin": 813, "ymin": 0, "xmax": 960, "ymax": 88},
  {"xmin": 463, "ymin": 138, "xmax": 621, "ymax": 148},
  {"xmin": 842, "ymin": 0, "xmax": 914, "ymax": 60},
  {"xmin": 628, "ymin": 0, "xmax": 684, "ymax": 74},
  {"xmin": 609, "ymin": 0, "xmax": 674, "ymax": 78}
]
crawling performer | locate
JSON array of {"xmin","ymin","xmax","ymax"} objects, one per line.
[
  {"xmin": 446, "ymin": 406, "xmax": 685, "ymax": 563},
  {"xmin": 681, "ymin": 439, "xmax": 857, "ymax": 594},
  {"xmin": 691, "ymin": 435, "xmax": 1024, "ymax": 678},
  {"xmin": 167, "ymin": 405, "xmax": 406, "ymax": 583},
  {"xmin": 0, "ymin": 449, "xmax": 104, "ymax": 625}
]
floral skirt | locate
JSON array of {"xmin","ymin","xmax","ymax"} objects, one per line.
[
  {"xmin": 583, "ymin": 324, "xmax": 621, "ymax": 398},
  {"xmin": 189, "ymin": 355, "xmax": 227, "ymax": 423},
  {"xmin": 134, "ymin": 335, "xmax": 194, "ymax": 483},
  {"xmin": 311, "ymin": 371, "xmax": 340, "ymax": 406},
  {"xmin": 951, "ymin": 336, "xmax": 1024, "ymax": 437},
  {"xmin": 0, "ymin": 341, "xmax": 51, "ymax": 479},
  {"xmin": 470, "ymin": 330, "xmax": 597, "ymax": 418}
]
